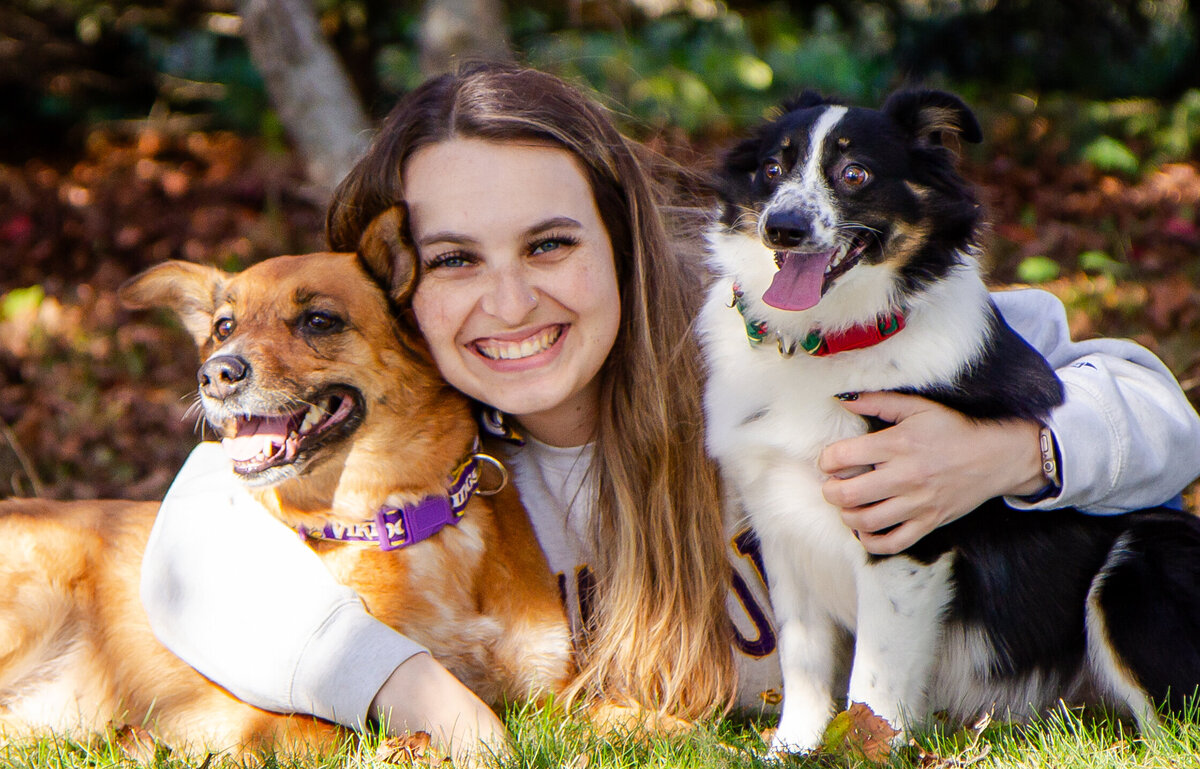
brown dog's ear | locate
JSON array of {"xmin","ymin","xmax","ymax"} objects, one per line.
[
  {"xmin": 119, "ymin": 261, "xmax": 225, "ymax": 347},
  {"xmin": 358, "ymin": 205, "xmax": 418, "ymax": 304}
]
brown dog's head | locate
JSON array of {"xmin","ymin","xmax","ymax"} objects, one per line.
[{"xmin": 120, "ymin": 208, "xmax": 460, "ymax": 500}]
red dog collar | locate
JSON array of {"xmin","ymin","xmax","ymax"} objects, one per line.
[{"xmin": 732, "ymin": 282, "xmax": 906, "ymax": 357}]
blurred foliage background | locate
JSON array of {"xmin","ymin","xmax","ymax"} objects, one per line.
[{"xmin": 1, "ymin": 0, "xmax": 1198, "ymax": 504}]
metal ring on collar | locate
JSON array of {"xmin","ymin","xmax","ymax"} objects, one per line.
[{"xmin": 471, "ymin": 452, "xmax": 509, "ymax": 496}]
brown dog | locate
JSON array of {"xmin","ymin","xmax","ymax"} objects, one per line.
[{"xmin": 0, "ymin": 210, "xmax": 573, "ymax": 756}]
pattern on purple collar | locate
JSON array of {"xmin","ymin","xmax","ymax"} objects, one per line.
[{"xmin": 298, "ymin": 441, "xmax": 491, "ymax": 551}]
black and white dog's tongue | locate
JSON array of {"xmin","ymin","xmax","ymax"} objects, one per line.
[{"xmin": 762, "ymin": 250, "xmax": 836, "ymax": 311}]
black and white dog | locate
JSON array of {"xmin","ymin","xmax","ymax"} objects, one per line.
[{"xmin": 698, "ymin": 89, "xmax": 1200, "ymax": 754}]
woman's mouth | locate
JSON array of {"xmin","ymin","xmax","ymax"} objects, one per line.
[{"xmin": 473, "ymin": 325, "xmax": 564, "ymax": 361}]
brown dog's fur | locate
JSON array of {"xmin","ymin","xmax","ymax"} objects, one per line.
[{"xmin": 0, "ymin": 210, "xmax": 573, "ymax": 756}]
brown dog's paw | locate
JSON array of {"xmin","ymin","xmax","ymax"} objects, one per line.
[
  {"xmin": 585, "ymin": 701, "xmax": 694, "ymax": 739},
  {"xmin": 112, "ymin": 724, "xmax": 169, "ymax": 764}
]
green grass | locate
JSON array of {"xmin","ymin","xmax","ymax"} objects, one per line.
[{"xmin": 4, "ymin": 704, "xmax": 1198, "ymax": 769}]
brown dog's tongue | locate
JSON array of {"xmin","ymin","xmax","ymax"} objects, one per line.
[
  {"xmin": 762, "ymin": 250, "xmax": 835, "ymax": 311},
  {"xmin": 222, "ymin": 415, "xmax": 291, "ymax": 462}
]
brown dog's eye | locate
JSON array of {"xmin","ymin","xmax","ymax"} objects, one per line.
[
  {"xmin": 214, "ymin": 317, "xmax": 235, "ymax": 340},
  {"xmin": 763, "ymin": 160, "xmax": 783, "ymax": 181},
  {"xmin": 841, "ymin": 164, "xmax": 870, "ymax": 187},
  {"xmin": 302, "ymin": 311, "xmax": 344, "ymax": 334}
]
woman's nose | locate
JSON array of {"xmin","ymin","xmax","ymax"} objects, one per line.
[{"xmin": 479, "ymin": 267, "xmax": 538, "ymax": 325}]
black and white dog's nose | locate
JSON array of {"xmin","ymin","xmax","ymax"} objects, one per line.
[{"xmin": 763, "ymin": 209, "xmax": 811, "ymax": 249}]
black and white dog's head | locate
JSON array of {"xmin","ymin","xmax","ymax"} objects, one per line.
[{"xmin": 711, "ymin": 89, "xmax": 984, "ymax": 331}]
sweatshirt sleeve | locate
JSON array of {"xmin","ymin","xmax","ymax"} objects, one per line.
[
  {"xmin": 992, "ymin": 288, "xmax": 1200, "ymax": 513},
  {"xmin": 140, "ymin": 442, "xmax": 428, "ymax": 728}
]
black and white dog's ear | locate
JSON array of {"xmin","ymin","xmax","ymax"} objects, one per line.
[
  {"xmin": 716, "ymin": 135, "xmax": 762, "ymax": 225},
  {"xmin": 883, "ymin": 89, "xmax": 983, "ymax": 147},
  {"xmin": 722, "ymin": 134, "xmax": 762, "ymax": 179},
  {"xmin": 780, "ymin": 89, "xmax": 829, "ymax": 114}
]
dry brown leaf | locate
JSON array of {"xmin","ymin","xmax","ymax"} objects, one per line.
[
  {"xmin": 818, "ymin": 701, "xmax": 900, "ymax": 765},
  {"xmin": 758, "ymin": 688, "xmax": 783, "ymax": 707},
  {"xmin": 375, "ymin": 731, "xmax": 444, "ymax": 765},
  {"xmin": 755, "ymin": 724, "xmax": 777, "ymax": 747}
]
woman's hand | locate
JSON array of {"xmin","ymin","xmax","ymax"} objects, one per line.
[
  {"xmin": 818, "ymin": 391, "xmax": 1048, "ymax": 555},
  {"xmin": 369, "ymin": 653, "xmax": 509, "ymax": 765}
]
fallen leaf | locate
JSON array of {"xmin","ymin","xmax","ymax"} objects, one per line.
[
  {"xmin": 376, "ymin": 731, "xmax": 435, "ymax": 765},
  {"xmin": 758, "ymin": 687, "xmax": 783, "ymax": 706},
  {"xmin": 818, "ymin": 702, "xmax": 900, "ymax": 765}
]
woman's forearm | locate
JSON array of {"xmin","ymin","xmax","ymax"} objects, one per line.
[
  {"xmin": 140, "ymin": 442, "xmax": 427, "ymax": 727},
  {"xmin": 994, "ymin": 288, "xmax": 1200, "ymax": 511}
]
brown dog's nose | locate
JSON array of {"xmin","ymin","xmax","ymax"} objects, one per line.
[{"xmin": 198, "ymin": 355, "xmax": 250, "ymax": 399}]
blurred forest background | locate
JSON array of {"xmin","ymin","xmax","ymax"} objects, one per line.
[{"xmin": 1, "ymin": 0, "xmax": 1199, "ymax": 504}]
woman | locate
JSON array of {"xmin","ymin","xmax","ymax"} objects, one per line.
[{"xmin": 141, "ymin": 63, "xmax": 1200, "ymax": 760}]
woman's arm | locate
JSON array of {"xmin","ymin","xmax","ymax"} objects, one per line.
[
  {"xmin": 141, "ymin": 442, "xmax": 426, "ymax": 724},
  {"xmin": 819, "ymin": 288, "xmax": 1200, "ymax": 553},
  {"xmin": 991, "ymin": 287, "xmax": 1200, "ymax": 512},
  {"xmin": 140, "ymin": 441, "xmax": 507, "ymax": 758}
]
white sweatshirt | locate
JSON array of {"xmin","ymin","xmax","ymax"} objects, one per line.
[{"xmin": 140, "ymin": 288, "xmax": 1200, "ymax": 725}]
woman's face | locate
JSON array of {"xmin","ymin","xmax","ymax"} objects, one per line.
[{"xmin": 404, "ymin": 138, "xmax": 621, "ymax": 447}]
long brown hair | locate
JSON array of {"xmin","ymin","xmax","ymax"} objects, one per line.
[{"xmin": 328, "ymin": 62, "xmax": 734, "ymax": 719}]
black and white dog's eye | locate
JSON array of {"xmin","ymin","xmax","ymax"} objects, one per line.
[
  {"xmin": 841, "ymin": 164, "xmax": 870, "ymax": 187},
  {"xmin": 763, "ymin": 160, "xmax": 783, "ymax": 181}
]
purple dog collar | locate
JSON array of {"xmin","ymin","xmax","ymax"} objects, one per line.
[{"xmin": 298, "ymin": 440, "xmax": 507, "ymax": 551}]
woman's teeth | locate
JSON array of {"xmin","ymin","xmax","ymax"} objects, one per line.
[{"xmin": 477, "ymin": 326, "xmax": 562, "ymax": 360}]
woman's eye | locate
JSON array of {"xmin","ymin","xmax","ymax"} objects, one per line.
[
  {"xmin": 841, "ymin": 164, "xmax": 870, "ymax": 187},
  {"xmin": 530, "ymin": 236, "xmax": 577, "ymax": 256},
  {"xmin": 302, "ymin": 311, "xmax": 343, "ymax": 334},
  {"xmin": 763, "ymin": 160, "xmax": 783, "ymax": 181},
  {"xmin": 425, "ymin": 252, "xmax": 472, "ymax": 270},
  {"xmin": 214, "ymin": 317, "xmax": 235, "ymax": 340}
]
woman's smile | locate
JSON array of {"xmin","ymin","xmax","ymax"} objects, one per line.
[{"xmin": 472, "ymin": 324, "xmax": 566, "ymax": 365}]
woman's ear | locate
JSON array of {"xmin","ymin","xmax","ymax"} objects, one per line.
[{"xmin": 357, "ymin": 205, "xmax": 418, "ymax": 304}]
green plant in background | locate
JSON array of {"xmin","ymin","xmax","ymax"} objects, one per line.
[
  {"xmin": 1081, "ymin": 135, "xmax": 1142, "ymax": 176},
  {"xmin": 1078, "ymin": 249, "xmax": 1129, "ymax": 277},
  {"xmin": 1017, "ymin": 255, "xmax": 1060, "ymax": 284},
  {"xmin": 505, "ymin": 5, "xmax": 895, "ymax": 135}
]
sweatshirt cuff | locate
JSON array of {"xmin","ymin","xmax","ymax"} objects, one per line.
[
  {"xmin": 291, "ymin": 600, "xmax": 428, "ymax": 729},
  {"xmin": 1004, "ymin": 377, "xmax": 1120, "ymax": 512}
]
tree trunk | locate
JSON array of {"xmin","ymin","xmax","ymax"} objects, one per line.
[
  {"xmin": 418, "ymin": 0, "xmax": 512, "ymax": 76},
  {"xmin": 236, "ymin": 0, "xmax": 370, "ymax": 198}
]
